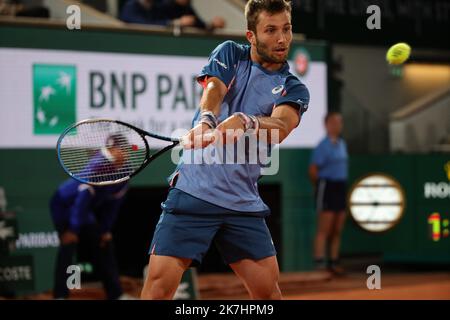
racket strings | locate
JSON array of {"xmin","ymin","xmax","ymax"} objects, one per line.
[{"xmin": 59, "ymin": 121, "xmax": 147, "ymax": 184}]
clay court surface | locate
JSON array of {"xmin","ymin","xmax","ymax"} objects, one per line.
[
  {"xmin": 199, "ymin": 271, "xmax": 450, "ymax": 300},
  {"xmin": 11, "ymin": 269, "xmax": 450, "ymax": 300}
]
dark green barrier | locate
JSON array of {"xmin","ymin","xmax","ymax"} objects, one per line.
[
  {"xmin": 0, "ymin": 255, "xmax": 34, "ymax": 296},
  {"xmin": 0, "ymin": 211, "xmax": 18, "ymax": 255},
  {"xmin": 342, "ymin": 154, "xmax": 450, "ymax": 264}
]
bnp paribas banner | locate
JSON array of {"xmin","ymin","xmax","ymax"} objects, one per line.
[{"xmin": 0, "ymin": 48, "xmax": 326, "ymax": 149}]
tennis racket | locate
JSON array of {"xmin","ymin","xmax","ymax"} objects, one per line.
[{"xmin": 56, "ymin": 118, "xmax": 188, "ymax": 186}]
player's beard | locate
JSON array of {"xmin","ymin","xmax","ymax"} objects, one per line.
[{"xmin": 255, "ymin": 36, "xmax": 289, "ymax": 64}]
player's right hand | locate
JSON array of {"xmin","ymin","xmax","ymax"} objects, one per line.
[
  {"xmin": 60, "ymin": 231, "xmax": 79, "ymax": 245},
  {"xmin": 215, "ymin": 114, "xmax": 246, "ymax": 144}
]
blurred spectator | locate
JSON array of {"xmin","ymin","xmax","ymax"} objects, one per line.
[
  {"xmin": 82, "ymin": 0, "xmax": 107, "ymax": 13},
  {"xmin": 0, "ymin": 0, "xmax": 49, "ymax": 18},
  {"xmin": 120, "ymin": 0, "xmax": 170, "ymax": 25},
  {"xmin": 164, "ymin": 0, "xmax": 225, "ymax": 31},
  {"xmin": 309, "ymin": 112, "xmax": 348, "ymax": 276},
  {"xmin": 120, "ymin": 0, "xmax": 225, "ymax": 31}
]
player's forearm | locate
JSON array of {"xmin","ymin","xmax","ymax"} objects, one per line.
[
  {"xmin": 184, "ymin": 77, "xmax": 227, "ymax": 148},
  {"xmin": 256, "ymin": 116, "xmax": 292, "ymax": 144},
  {"xmin": 256, "ymin": 105, "xmax": 300, "ymax": 144},
  {"xmin": 199, "ymin": 77, "xmax": 227, "ymax": 116}
]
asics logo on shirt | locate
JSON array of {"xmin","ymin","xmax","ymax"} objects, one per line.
[{"xmin": 272, "ymin": 85, "xmax": 284, "ymax": 94}]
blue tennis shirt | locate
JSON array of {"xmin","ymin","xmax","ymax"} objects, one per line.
[
  {"xmin": 172, "ymin": 40, "xmax": 310, "ymax": 214},
  {"xmin": 310, "ymin": 136, "xmax": 348, "ymax": 181}
]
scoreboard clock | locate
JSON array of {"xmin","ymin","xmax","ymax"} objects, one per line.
[
  {"xmin": 428, "ymin": 213, "xmax": 450, "ymax": 242},
  {"xmin": 348, "ymin": 173, "xmax": 406, "ymax": 232}
]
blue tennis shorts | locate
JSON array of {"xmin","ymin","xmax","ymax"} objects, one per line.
[{"xmin": 148, "ymin": 188, "xmax": 276, "ymax": 265}]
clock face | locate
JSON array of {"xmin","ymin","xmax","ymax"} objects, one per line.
[{"xmin": 348, "ymin": 174, "xmax": 406, "ymax": 232}]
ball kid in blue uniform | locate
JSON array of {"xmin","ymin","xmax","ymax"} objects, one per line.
[{"xmin": 50, "ymin": 134, "xmax": 129, "ymax": 299}]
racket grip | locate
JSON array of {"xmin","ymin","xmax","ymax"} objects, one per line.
[{"xmin": 179, "ymin": 135, "xmax": 189, "ymax": 147}]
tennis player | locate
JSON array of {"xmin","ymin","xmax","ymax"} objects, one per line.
[
  {"xmin": 141, "ymin": 0, "xmax": 310, "ymax": 300},
  {"xmin": 50, "ymin": 134, "xmax": 129, "ymax": 299}
]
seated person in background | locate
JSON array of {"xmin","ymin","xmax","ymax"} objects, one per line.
[
  {"xmin": 0, "ymin": 0, "xmax": 49, "ymax": 18},
  {"xmin": 120, "ymin": 0, "xmax": 168, "ymax": 25},
  {"xmin": 164, "ymin": 0, "xmax": 225, "ymax": 31},
  {"xmin": 120, "ymin": 0, "xmax": 190, "ymax": 27},
  {"xmin": 120, "ymin": 0, "xmax": 225, "ymax": 31}
]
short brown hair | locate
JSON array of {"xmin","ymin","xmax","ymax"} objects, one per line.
[{"xmin": 245, "ymin": 0, "xmax": 292, "ymax": 32}]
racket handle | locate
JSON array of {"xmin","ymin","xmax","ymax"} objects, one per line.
[{"xmin": 179, "ymin": 135, "xmax": 189, "ymax": 147}]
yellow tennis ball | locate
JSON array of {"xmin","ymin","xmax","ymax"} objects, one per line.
[{"xmin": 386, "ymin": 43, "xmax": 411, "ymax": 65}]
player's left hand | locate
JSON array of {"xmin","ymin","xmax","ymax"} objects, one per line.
[{"xmin": 100, "ymin": 232, "xmax": 113, "ymax": 248}]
